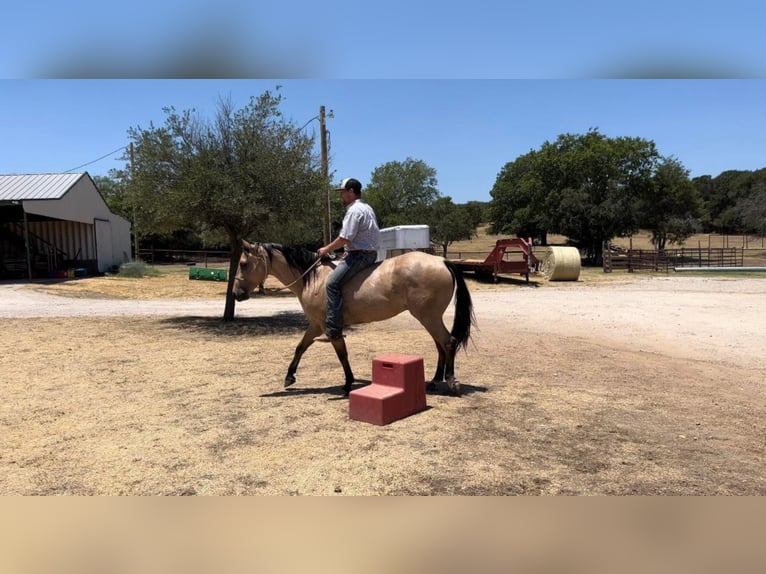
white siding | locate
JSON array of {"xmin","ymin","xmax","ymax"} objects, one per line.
[{"xmin": 22, "ymin": 177, "xmax": 112, "ymax": 224}]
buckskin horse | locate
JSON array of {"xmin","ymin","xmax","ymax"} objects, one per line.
[{"xmin": 232, "ymin": 241, "xmax": 475, "ymax": 396}]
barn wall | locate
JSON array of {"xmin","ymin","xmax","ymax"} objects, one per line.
[
  {"xmin": 27, "ymin": 219, "xmax": 95, "ymax": 260},
  {"xmin": 22, "ymin": 177, "xmax": 111, "ymax": 224},
  {"xmin": 109, "ymin": 213, "xmax": 132, "ymax": 266},
  {"xmin": 1, "ymin": 174, "xmax": 133, "ymax": 277}
]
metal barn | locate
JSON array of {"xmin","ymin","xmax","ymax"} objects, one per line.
[{"xmin": 0, "ymin": 172, "xmax": 131, "ymax": 279}]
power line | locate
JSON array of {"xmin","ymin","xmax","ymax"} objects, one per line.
[{"xmin": 64, "ymin": 145, "xmax": 127, "ymax": 173}]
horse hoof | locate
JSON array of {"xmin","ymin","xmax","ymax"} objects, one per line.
[
  {"xmin": 447, "ymin": 379, "xmax": 461, "ymax": 396},
  {"xmin": 284, "ymin": 376, "xmax": 296, "ymax": 388}
]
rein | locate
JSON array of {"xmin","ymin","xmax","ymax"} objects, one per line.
[
  {"xmin": 280, "ymin": 256, "xmax": 323, "ymax": 290},
  {"xmin": 236, "ymin": 243, "xmax": 330, "ymax": 293}
]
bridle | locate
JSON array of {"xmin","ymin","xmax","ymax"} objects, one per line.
[
  {"xmin": 235, "ymin": 243, "xmax": 323, "ymax": 291},
  {"xmin": 234, "ymin": 244, "xmax": 270, "ymax": 285}
]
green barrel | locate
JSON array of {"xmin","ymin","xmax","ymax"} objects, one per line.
[{"xmin": 189, "ymin": 267, "xmax": 227, "ymax": 281}]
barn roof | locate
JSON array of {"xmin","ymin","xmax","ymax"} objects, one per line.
[{"xmin": 0, "ymin": 173, "xmax": 88, "ymax": 202}]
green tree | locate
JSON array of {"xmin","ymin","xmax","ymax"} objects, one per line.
[
  {"xmin": 694, "ymin": 168, "xmax": 766, "ymax": 233},
  {"xmin": 126, "ymin": 91, "xmax": 324, "ymax": 320},
  {"xmin": 489, "ymin": 150, "xmax": 549, "ymax": 243},
  {"xmin": 549, "ymin": 131, "xmax": 659, "ymax": 261},
  {"xmin": 426, "ymin": 197, "xmax": 476, "ymax": 256},
  {"xmin": 93, "ymin": 174, "xmax": 128, "ymax": 218},
  {"xmin": 641, "ymin": 156, "xmax": 703, "ymax": 250},
  {"xmin": 364, "ymin": 158, "xmax": 440, "ymax": 227},
  {"xmin": 463, "ymin": 200, "xmax": 489, "ymax": 227},
  {"xmin": 736, "ymin": 182, "xmax": 766, "ymax": 236},
  {"xmin": 490, "ymin": 129, "xmax": 660, "ymax": 262}
]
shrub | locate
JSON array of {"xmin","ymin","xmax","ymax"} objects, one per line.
[{"xmin": 117, "ymin": 261, "xmax": 160, "ymax": 278}]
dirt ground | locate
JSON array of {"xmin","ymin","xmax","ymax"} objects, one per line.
[{"xmin": 1, "ymin": 271, "xmax": 764, "ymax": 495}]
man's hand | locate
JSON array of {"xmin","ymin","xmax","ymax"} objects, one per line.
[{"xmin": 318, "ymin": 237, "xmax": 349, "ymax": 258}]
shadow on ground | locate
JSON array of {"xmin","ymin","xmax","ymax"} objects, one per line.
[
  {"xmin": 159, "ymin": 311, "xmax": 308, "ymax": 337},
  {"xmin": 464, "ymin": 273, "xmax": 542, "ymax": 287},
  {"xmin": 260, "ymin": 379, "xmax": 373, "ymax": 400},
  {"xmin": 260, "ymin": 379, "xmax": 488, "ymax": 399}
]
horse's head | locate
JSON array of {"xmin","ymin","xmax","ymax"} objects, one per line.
[{"xmin": 233, "ymin": 240, "xmax": 270, "ymax": 301}]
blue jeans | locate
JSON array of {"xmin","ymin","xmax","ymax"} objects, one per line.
[{"xmin": 325, "ymin": 250, "xmax": 377, "ymax": 336}]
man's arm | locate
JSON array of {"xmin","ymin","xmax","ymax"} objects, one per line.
[{"xmin": 318, "ymin": 236, "xmax": 350, "ymax": 258}]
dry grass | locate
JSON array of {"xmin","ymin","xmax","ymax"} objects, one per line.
[
  {"xmin": 2, "ymin": 307, "xmax": 763, "ymax": 495},
  {"xmin": 449, "ymin": 226, "xmax": 766, "ymax": 266},
  {"xmin": 27, "ymin": 265, "xmax": 285, "ymax": 300},
  {"xmin": 25, "ymin": 227, "xmax": 764, "ymax": 303},
  {"xmin": 5, "ymin": 238, "xmax": 765, "ymax": 496},
  {"xmin": 451, "ymin": 225, "xmax": 766, "ymax": 251},
  {"xmin": 25, "ymin": 261, "xmax": 632, "ymax": 302}
]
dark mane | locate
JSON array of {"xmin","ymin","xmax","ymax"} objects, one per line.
[{"xmin": 262, "ymin": 243, "xmax": 321, "ymax": 286}]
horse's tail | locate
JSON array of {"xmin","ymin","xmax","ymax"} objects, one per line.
[{"xmin": 445, "ymin": 260, "xmax": 476, "ymax": 352}]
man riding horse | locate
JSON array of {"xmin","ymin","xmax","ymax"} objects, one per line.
[{"xmin": 315, "ymin": 177, "xmax": 380, "ymax": 343}]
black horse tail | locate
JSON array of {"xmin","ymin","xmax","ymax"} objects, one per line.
[{"xmin": 445, "ymin": 260, "xmax": 476, "ymax": 352}]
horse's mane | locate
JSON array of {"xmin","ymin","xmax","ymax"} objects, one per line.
[{"xmin": 262, "ymin": 243, "xmax": 321, "ymax": 287}]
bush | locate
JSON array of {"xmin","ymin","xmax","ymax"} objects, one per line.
[{"xmin": 117, "ymin": 261, "xmax": 160, "ymax": 278}]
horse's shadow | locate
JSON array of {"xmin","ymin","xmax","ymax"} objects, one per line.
[
  {"xmin": 260, "ymin": 380, "xmax": 374, "ymax": 401},
  {"xmin": 159, "ymin": 311, "xmax": 308, "ymax": 337},
  {"xmin": 260, "ymin": 379, "xmax": 488, "ymax": 400}
]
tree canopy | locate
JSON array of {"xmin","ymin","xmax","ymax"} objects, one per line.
[
  {"xmin": 426, "ymin": 197, "xmax": 478, "ymax": 256},
  {"xmin": 363, "ymin": 158, "xmax": 440, "ymax": 228},
  {"xmin": 97, "ymin": 105, "xmax": 765, "ymax": 294},
  {"xmin": 693, "ymin": 168, "xmax": 766, "ymax": 233},
  {"xmin": 490, "ymin": 129, "xmax": 666, "ymax": 261},
  {"xmin": 640, "ymin": 156, "xmax": 703, "ymax": 249},
  {"xmin": 123, "ymin": 90, "xmax": 325, "ymax": 319}
]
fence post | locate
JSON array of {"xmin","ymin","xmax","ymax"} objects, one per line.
[{"xmin": 602, "ymin": 241, "xmax": 611, "ymax": 273}]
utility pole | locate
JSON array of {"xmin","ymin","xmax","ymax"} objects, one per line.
[
  {"xmin": 319, "ymin": 105, "xmax": 330, "ymax": 245},
  {"xmin": 130, "ymin": 143, "xmax": 140, "ymax": 261}
]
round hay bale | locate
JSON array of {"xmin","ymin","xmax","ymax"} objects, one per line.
[{"xmin": 542, "ymin": 246, "xmax": 581, "ymax": 281}]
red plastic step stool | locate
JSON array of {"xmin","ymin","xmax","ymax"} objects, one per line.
[{"xmin": 349, "ymin": 354, "xmax": 427, "ymax": 425}]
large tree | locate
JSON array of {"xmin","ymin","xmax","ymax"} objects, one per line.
[
  {"xmin": 93, "ymin": 174, "xmax": 127, "ymax": 219},
  {"xmin": 489, "ymin": 150, "xmax": 549, "ymax": 243},
  {"xmin": 640, "ymin": 156, "xmax": 703, "ymax": 250},
  {"xmin": 491, "ymin": 129, "xmax": 660, "ymax": 262},
  {"xmin": 735, "ymin": 182, "xmax": 766, "ymax": 236},
  {"xmin": 426, "ymin": 197, "xmax": 476, "ymax": 256},
  {"xmin": 125, "ymin": 91, "xmax": 324, "ymax": 319},
  {"xmin": 363, "ymin": 158, "xmax": 440, "ymax": 227},
  {"xmin": 694, "ymin": 168, "xmax": 766, "ymax": 233}
]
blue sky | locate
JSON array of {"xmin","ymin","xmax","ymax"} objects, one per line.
[
  {"xmin": 1, "ymin": 80, "xmax": 764, "ymax": 204},
  {"xmin": 3, "ymin": 1, "xmax": 765, "ymax": 79},
  {"xmin": 2, "ymin": 2, "xmax": 765, "ymax": 204}
]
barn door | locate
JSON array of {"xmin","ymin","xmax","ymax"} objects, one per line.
[{"xmin": 94, "ymin": 219, "xmax": 112, "ymax": 273}]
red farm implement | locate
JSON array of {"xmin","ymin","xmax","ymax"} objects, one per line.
[{"xmin": 450, "ymin": 238, "xmax": 540, "ymax": 282}]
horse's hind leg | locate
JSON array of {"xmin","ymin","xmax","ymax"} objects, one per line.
[
  {"xmin": 442, "ymin": 337, "xmax": 461, "ymax": 396},
  {"xmin": 285, "ymin": 324, "xmax": 323, "ymax": 387},
  {"xmin": 428, "ymin": 343, "xmax": 447, "ymax": 391},
  {"xmin": 329, "ymin": 337, "xmax": 355, "ymax": 396},
  {"xmin": 416, "ymin": 315, "xmax": 460, "ymax": 395}
]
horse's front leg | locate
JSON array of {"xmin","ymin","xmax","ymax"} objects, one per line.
[
  {"xmin": 329, "ymin": 337, "xmax": 355, "ymax": 396},
  {"xmin": 285, "ymin": 324, "xmax": 323, "ymax": 388}
]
